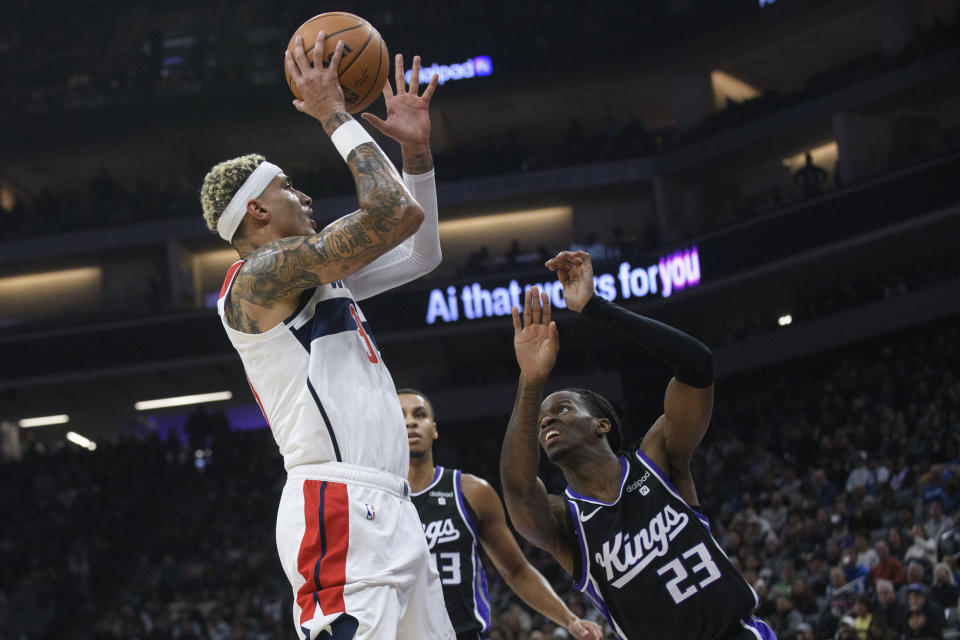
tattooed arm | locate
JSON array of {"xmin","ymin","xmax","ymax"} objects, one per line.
[
  {"xmin": 224, "ymin": 34, "xmax": 423, "ymax": 334},
  {"xmin": 225, "ymin": 139, "xmax": 424, "ymax": 333}
]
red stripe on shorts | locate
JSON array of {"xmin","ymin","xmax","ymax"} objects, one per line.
[{"xmin": 296, "ymin": 480, "xmax": 350, "ymax": 625}]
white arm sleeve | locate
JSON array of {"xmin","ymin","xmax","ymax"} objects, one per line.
[{"xmin": 344, "ymin": 169, "xmax": 442, "ymax": 301}]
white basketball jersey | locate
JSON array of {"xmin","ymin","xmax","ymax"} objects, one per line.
[{"xmin": 217, "ymin": 260, "xmax": 408, "ymax": 476}]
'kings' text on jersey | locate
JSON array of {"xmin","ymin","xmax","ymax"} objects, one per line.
[{"xmin": 566, "ymin": 450, "xmax": 760, "ymax": 640}]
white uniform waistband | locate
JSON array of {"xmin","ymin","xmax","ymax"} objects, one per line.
[{"xmin": 287, "ymin": 461, "xmax": 410, "ymax": 499}]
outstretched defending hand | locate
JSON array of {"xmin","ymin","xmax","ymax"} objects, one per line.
[
  {"xmin": 512, "ymin": 287, "xmax": 558, "ymax": 384},
  {"xmin": 361, "ymin": 54, "xmax": 438, "ymax": 148},
  {"xmin": 567, "ymin": 617, "xmax": 604, "ymax": 640},
  {"xmin": 545, "ymin": 250, "xmax": 595, "ymax": 313}
]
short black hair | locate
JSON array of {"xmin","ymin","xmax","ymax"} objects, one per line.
[
  {"xmin": 560, "ymin": 387, "xmax": 623, "ymax": 453},
  {"xmin": 396, "ymin": 388, "xmax": 435, "ymax": 417}
]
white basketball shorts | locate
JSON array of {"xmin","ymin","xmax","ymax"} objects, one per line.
[{"xmin": 277, "ymin": 462, "xmax": 456, "ymax": 640}]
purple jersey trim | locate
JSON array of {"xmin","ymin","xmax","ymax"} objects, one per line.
[
  {"xmin": 454, "ymin": 469, "xmax": 480, "ymax": 540},
  {"xmin": 473, "ymin": 545, "xmax": 491, "ymax": 632},
  {"xmin": 564, "ymin": 456, "xmax": 628, "ymax": 504},
  {"xmin": 742, "ymin": 615, "xmax": 778, "ymax": 639},
  {"xmin": 409, "ymin": 465, "xmax": 443, "ymax": 497},
  {"xmin": 567, "ymin": 501, "xmax": 591, "ymax": 592},
  {"xmin": 453, "ymin": 469, "xmax": 490, "ymax": 632},
  {"xmin": 584, "ymin": 581, "xmax": 622, "ymax": 639}
]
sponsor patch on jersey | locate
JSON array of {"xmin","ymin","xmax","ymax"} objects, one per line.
[
  {"xmin": 430, "ymin": 490, "xmax": 454, "ymax": 506},
  {"xmin": 625, "ymin": 470, "xmax": 651, "ymax": 494}
]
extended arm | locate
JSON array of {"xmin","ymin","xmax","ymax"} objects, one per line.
[
  {"xmin": 580, "ymin": 295, "xmax": 714, "ymax": 500},
  {"xmin": 344, "ymin": 169, "xmax": 440, "ymax": 300},
  {"xmin": 548, "ymin": 251, "xmax": 714, "ymax": 503},
  {"xmin": 233, "ymin": 141, "xmax": 423, "ymax": 303},
  {"xmin": 500, "ymin": 288, "xmax": 575, "ymax": 570},
  {"xmin": 579, "ymin": 295, "xmax": 714, "ymax": 388},
  {"xmin": 230, "ymin": 35, "xmax": 424, "ymax": 317},
  {"xmin": 464, "ymin": 475, "xmax": 601, "ymax": 640},
  {"xmin": 346, "ymin": 55, "xmax": 442, "ymax": 300}
]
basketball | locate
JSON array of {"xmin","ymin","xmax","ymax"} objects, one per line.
[{"xmin": 285, "ymin": 12, "xmax": 390, "ymax": 115}]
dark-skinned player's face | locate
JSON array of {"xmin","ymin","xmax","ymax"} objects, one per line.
[
  {"xmin": 399, "ymin": 393, "xmax": 438, "ymax": 459},
  {"xmin": 257, "ymin": 173, "xmax": 315, "ymax": 238},
  {"xmin": 538, "ymin": 391, "xmax": 610, "ymax": 462}
]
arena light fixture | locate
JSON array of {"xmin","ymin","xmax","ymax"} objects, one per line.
[
  {"xmin": 66, "ymin": 431, "xmax": 97, "ymax": 451},
  {"xmin": 778, "ymin": 314, "xmax": 793, "ymax": 327},
  {"xmin": 134, "ymin": 391, "xmax": 233, "ymax": 411},
  {"xmin": 711, "ymin": 71, "xmax": 761, "ymax": 108},
  {"xmin": 18, "ymin": 414, "xmax": 70, "ymax": 428}
]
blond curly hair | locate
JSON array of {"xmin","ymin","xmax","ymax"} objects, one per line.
[{"xmin": 199, "ymin": 153, "xmax": 266, "ymax": 237}]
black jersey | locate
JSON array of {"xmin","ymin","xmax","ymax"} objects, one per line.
[
  {"xmin": 411, "ymin": 466, "xmax": 491, "ymax": 635},
  {"xmin": 565, "ymin": 450, "xmax": 764, "ymax": 640}
]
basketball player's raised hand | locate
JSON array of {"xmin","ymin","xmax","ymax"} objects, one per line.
[
  {"xmin": 285, "ymin": 32, "xmax": 347, "ymax": 124},
  {"xmin": 546, "ymin": 250, "xmax": 595, "ymax": 313},
  {"xmin": 512, "ymin": 287, "xmax": 558, "ymax": 384},
  {"xmin": 567, "ymin": 617, "xmax": 604, "ymax": 640},
  {"xmin": 361, "ymin": 54, "xmax": 438, "ymax": 149}
]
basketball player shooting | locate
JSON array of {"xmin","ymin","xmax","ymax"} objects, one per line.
[
  {"xmin": 199, "ymin": 32, "xmax": 454, "ymax": 639},
  {"xmin": 500, "ymin": 251, "xmax": 777, "ymax": 640}
]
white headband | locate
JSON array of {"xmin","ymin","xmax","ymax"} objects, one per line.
[{"xmin": 217, "ymin": 161, "xmax": 282, "ymax": 242}]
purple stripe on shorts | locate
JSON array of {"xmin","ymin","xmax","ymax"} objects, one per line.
[{"xmin": 744, "ymin": 616, "xmax": 777, "ymax": 640}]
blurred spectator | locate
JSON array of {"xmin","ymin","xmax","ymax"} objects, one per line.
[
  {"xmin": 924, "ymin": 499, "xmax": 955, "ymax": 541},
  {"xmin": 869, "ymin": 541, "xmax": 906, "ymax": 586},
  {"xmin": 905, "ymin": 583, "xmax": 944, "ymax": 640},
  {"xmin": 852, "ymin": 594, "xmax": 873, "ymax": 639},
  {"xmin": 841, "ymin": 545, "xmax": 870, "ymax": 590},
  {"xmin": 836, "ymin": 615, "xmax": 858, "ymax": 640},
  {"xmin": 774, "ymin": 594, "xmax": 803, "ymax": 637},
  {"xmin": 847, "ymin": 451, "xmax": 871, "ymax": 492},
  {"xmin": 905, "ymin": 526, "xmax": 939, "ymax": 567},
  {"xmin": 822, "ymin": 566, "xmax": 857, "ymax": 634},
  {"xmin": 813, "ymin": 468, "xmax": 839, "ymax": 507},
  {"xmin": 854, "ymin": 531, "xmax": 879, "ymax": 571},
  {"xmin": 794, "ymin": 621, "xmax": 814, "ymax": 640},
  {"xmin": 790, "ymin": 577, "xmax": 818, "ymax": 616},
  {"xmin": 763, "ymin": 491, "xmax": 789, "ymax": 532},
  {"xmin": 930, "ymin": 562, "xmax": 959, "ymax": 611},
  {"xmin": 887, "ymin": 527, "xmax": 907, "ymax": 560},
  {"xmin": 872, "ymin": 578, "xmax": 907, "ymax": 630},
  {"xmin": 866, "ymin": 619, "xmax": 898, "ymax": 640}
]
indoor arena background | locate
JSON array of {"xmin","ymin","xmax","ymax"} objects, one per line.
[{"xmin": 1, "ymin": 1, "xmax": 959, "ymax": 638}]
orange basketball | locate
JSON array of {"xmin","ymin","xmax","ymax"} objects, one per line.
[{"xmin": 285, "ymin": 12, "xmax": 390, "ymax": 115}]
